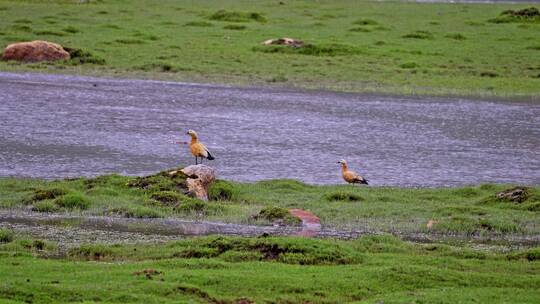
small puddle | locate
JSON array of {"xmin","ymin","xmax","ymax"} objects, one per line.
[{"xmin": 289, "ymin": 209, "xmax": 322, "ymax": 237}]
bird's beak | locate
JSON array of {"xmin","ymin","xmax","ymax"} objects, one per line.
[
  {"xmin": 336, "ymin": 162, "xmax": 341, "ymax": 164},
  {"xmin": 186, "ymin": 132, "xmax": 189, "ymax": 135}
]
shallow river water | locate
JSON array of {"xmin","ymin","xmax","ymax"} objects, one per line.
[{"xmin": 0, "ymin": 72, "xmax": 538, "ymax": 187}]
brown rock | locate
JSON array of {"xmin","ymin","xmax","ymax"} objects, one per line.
[
  {"xmin": 179, "ymin": 165, "xmax": 217, "ymax": 201},
  {"xmin": 2, "ymin": 40, "xmax": 70, "ymax": 62}
]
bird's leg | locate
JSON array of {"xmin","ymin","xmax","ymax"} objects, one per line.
[{"xmin": 195, "ymin": 157, "xmax": 198, "ymax": 165}]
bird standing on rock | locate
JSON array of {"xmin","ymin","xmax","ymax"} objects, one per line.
[
  {"xmin": 186, "ymin": 130, "xmax": 214, "ymax": 165},
  {"xmin": 338, "ymin": 159, "xmax": 368, "ymax": 185}
]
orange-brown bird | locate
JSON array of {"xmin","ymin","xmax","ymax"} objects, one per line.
[
  {"xmin": 186, "ymin": 130, "xmax": 215, "ymax": 165},
  {"xmin": 338, "ymin": 159, "xmax": 368, "ymax": 185}
]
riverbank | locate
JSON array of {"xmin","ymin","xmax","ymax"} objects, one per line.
[
  {"xmin": 1, "ymin": 171, "xmax": 538, "ymax": 237},
  {"xmin": 0, "ymin": 0, "xmax": 539, "ymax": 98},
  {"xmin": 1, "ymin": 171, "xmax": 538, "ymax": 302}
]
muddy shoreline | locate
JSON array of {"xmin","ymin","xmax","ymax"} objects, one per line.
[{"xmin": 1, "ymin": 210, "xmax": 538, "ymax": 251}]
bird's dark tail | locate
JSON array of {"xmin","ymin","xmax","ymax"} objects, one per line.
[{"xmin": 206, "ymin": 151, "xmax": 215, "ymax": 160}]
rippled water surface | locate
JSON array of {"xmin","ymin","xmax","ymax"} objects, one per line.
[{"xmin": 0, "ymin": 72, "xmax": 539, "ymax": 186}]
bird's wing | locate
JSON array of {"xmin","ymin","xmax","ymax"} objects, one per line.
[
  {"xmin": 194, "ymin": 142, "xmax": 209, "ymax": 157},
  {"xmin": 348, "ymin": 171, "xmax": 367, "ymax": 183}
]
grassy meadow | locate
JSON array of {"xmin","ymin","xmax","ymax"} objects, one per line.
[
  {"xmin": 0, "ymin": 0, "xmax": 539, "ymax": 97},
  {"xmin": 1, "ymin": 171, "xmax": 539, "ymax": 236},
  {"xmin": 0, "ymin": 231, "xmax": 539, "ymax": 303}
]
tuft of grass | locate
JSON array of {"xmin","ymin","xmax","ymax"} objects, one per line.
[
  {"xmin": 172, "ymin": 236, "xmax": 361, "ymax": 265},
  {"xmin": 403, "ymin": 30, "xmax": 434, "ymax": 39},
  {"xmin": 489, "ymin": 7, "xmax": 540, "ymax": 23},
  {"xmin": 223, "ymin": 24, "xmax": 247, "ymax": 30},
  {"xmin": 209, "ymin": 180, "xmax": 239, "ymax": 201},
  {"xmin": 267, "ymin": 74, "xmax": 288, "ymax": 83},
  {"xmin": 11, "ymin": 24, "xmax": 32, "ymax": 32},
  {"xmin": 33, "ymin": 30, "xmax": 66, "ymax": 36},
  {"xmin": 176, "ymin": 199, "xmax": 223, "ymax": 215},
  {"xmin": 23, "ymin": 187, "xmax": 68, "ymax": 204},
  {"xmin": 184, "ymin": 21, "xmax": 213, "ymax": 27},
  {"xmin": 13, "ymin": 19, "xmax": 31, "ymax": 24},
  {"xmin": 63, "ymin": 26, "xmax": 80, "ymax": 34},
  {"xmin": 32, "ymin": 200, "xmax": 59, "ymax": 212},
  {"xmin": 349, "ymin": 27, "xmax": 371, "ymax": 33},
  {"xmin": 209, "ymin": 10, "xmax": 266, "ymax": 23},
  {"xmin": 400, "ymin": 62, "xmax": 419, "ymax": 69},
  {"xmin": 446, "ymin": 33, "xmax": 467, "ymax": 40},
  {"xmin": 114, "ymin": 38, "xmax": 145, "ymax": 45},
  {"xmin": 54, "ymin": 193, "xmax": 90, "ymax": 210},
  {"xmin": 480, "ymin": 71, "xmax": 499, "ymax": 78},
  {"xmin": 255, "ymin": 206, "xmax": 301, "ymax": 225},
  {"xmin": 527, "ymin": 45, "xmax": 540, "ymax": 50},
  {"xmin": 507, "ymin": 247, "xmax": 540, "ymax": 261},
  {"xmin": 0, "ymin": 229, "xmax": 14, "ymax": 243},
  {"xmin": 353, "ymin": 18, "xmax": 378, "ymax": 25},
  {"xmin": 150, "ymin": 190, "xmax": 183, "ymax": 206},
  {"xmin": 134, "ymin": 62, "xmax": 181, "ymax": 72},
  {"xmin": 324, "ymin": 192, "xmax": 363, "ymax": 202},
  {"xmin": 106, "ymin": 206, "xmax": 163, "ymax": 218},
  {"xmin": 253, "ymin": 43, "xmax": 364, "ymax": 57},
  {"xmin": 64, "ymin": 47, "xmax": 105, "ymax": 65},
  {"xmin": 68, "ymin": 244, "xmax": 113, "ymax": 261}
]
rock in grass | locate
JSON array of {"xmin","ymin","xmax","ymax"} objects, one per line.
[
  {"xmin": 497, "ymin": 187, "xmax": 529, "ymax": 203},
  {"xmin": 262, "ymin": 37, "xmax": 304, "ymax": 47},
  {"xmin": 178, "ymin": 165, "xmax": 217, "ymax": 201},
  {"xmin": 2, "ymin": 40, "xmax": 70, "ymax": 62}
]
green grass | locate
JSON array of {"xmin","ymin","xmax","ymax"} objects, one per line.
[
  {"xmin": 0, "ymin": 233, "xmax": 538, "ymax": 303},
  {"xmin": 1, "ymin": 172, "xmax": 539, "ymax": 236},
  {"xmin": 0, "ymin": 0, "xmax": 538, "ymax": 98}
]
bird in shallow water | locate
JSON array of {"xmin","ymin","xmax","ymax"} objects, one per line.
[
  {"xmin": 186, "ymin": 130, "xmax": 215, "ymax": 165},
  {"xmin": 338, "ymin": 159, "xmax": 368, "ymax": 185}
]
